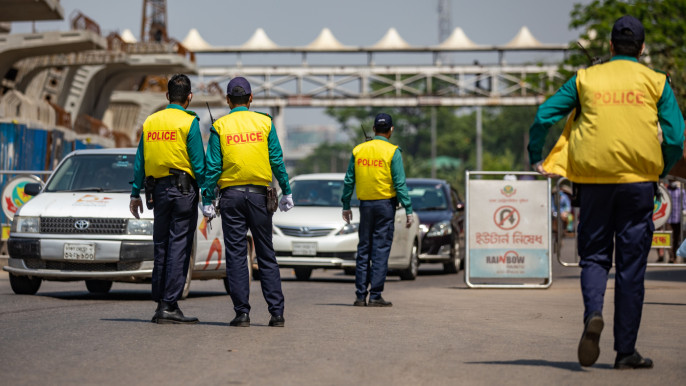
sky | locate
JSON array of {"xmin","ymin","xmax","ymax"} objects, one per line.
[{"xmin": 10, "ymin": 0, "xmax": 593, "ymax": 128}]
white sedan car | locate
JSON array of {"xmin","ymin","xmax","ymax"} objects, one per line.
[
  {"xmin": 4, "ymin": 148, "xmax": 251, "ymax": 297},
  {"xmin": 272, "ymin": 173, "xmax": 420, "ymax": 280}
]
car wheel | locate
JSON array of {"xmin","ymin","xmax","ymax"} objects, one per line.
[
  {"xmin": 181, "ymin": 252, "xmax": 195, "ymax": 300},
  {"xmin": 294, "ymin": 267, "xmax": 312, "ymax": 281},
  {"xmin": 9, "ymin": 274, "xmax": 41, "ymax": 295},
  {"xmin": 443, "ymin": 237, "xmax": 459, "ymax": 274},
  {"xmin": 343, "ymin": 267, "xmax": 356, "ymax": 276},
  {"xmin": 399, "ymin": 239, "xmax": 419, "ymax": 280},
  {"xmin": 85, "ymin": 280, "xmax": 112, "ymax": 294}
]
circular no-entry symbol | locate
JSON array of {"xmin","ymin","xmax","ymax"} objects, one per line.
[{"xmin": 494, "ymin": 205, "xmax": 520, "ymax": 230}]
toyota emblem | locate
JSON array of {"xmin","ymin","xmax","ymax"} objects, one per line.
[{"xmin": 74, "ymin": 220, "xmax": 90, "ymax": 230}]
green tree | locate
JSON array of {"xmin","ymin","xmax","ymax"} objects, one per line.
[
  {"xmin": 294, "ymin": 142, "xmax": 352, "ymax": 175},
  {"xmin": 567, "ymin": 0, "xmax": 686, "ymax": 110}
]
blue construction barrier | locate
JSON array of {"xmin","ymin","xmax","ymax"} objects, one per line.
[{"xmin": 0, "ymin": 122, "xmax": 105, "ymax": 227}]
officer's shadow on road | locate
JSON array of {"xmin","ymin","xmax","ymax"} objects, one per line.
[
  {"xmin": 37, "ymin": 290, "xmax": 228, "ymax": 301},
  {"xmin": 464, "ymin": 359, "xmax": 612, "ymax": 372},
  {"xmin": 100, "ymin": 318, "xmax": 231, "ymax": 326}
]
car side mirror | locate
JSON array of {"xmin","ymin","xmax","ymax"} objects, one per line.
[{"xmin": 24, "ymin": 183, "xmax": 42, "ymax": 196}]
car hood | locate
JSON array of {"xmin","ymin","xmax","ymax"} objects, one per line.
[
  {"xmin": 273, "ymin": 206, "xmax": 360, "ymax": 227},
  {"xmin": 16, "ymin": 192, "xmax": 153, "ymax": 220},
  {"xmin": 414, "ymin": 210, "xmax": 451, "ymax": 225}
]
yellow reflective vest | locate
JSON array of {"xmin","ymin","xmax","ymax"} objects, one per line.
[
  {"xmin": 353, "ymin": 139, "xmax": 398, "ymax": 200},
  {"xmin": 142, "ymin": 108, "xmax": 196, "ymax": 178},
  {"xmin": 544, "ymin": 60, "xmax": 667, "ymax": 183},
  {"xmin": 213, "ymin": 110, "xmax": 272, "ymax": 188}
]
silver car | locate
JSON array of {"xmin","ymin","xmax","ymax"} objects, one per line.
[{"xmin": 272, "ymin": 173, "xmax": 420, "ymax": 280}]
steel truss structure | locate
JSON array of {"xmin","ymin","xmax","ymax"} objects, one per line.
[{"xmin": 197, "ymin": 63, "xmax": 569, "ymax": 108}]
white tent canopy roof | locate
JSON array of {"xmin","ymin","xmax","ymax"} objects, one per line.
[
  {"xmin": 120, "ymin": 29, "xmax": 137, "ymax": 43},
  {"xmin": 240, "ymin": 28, "xmax": 278, "ymax": 49},
  {"xmin": 504, "ymin": 26, "xmax": 543, "ymax": 48},
  {"xmin": 304, "ymin": 28, "xmax": 350, "ymax": 50},
  {"xmin": 436, "ymin": 27, "xmax": 480, "ymax": 49},
  {"xmin": 370, "ymin": 27, "xmax": 410, "ymax": 49},
  {"xmin": 189, "ymin": 26, "xmax": 567, "ymax": 52},
  {"xmin": 182, "ymin": 28, "xmax": 212, "ymax": 51}
]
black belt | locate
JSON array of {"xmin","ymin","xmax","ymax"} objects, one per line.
[
  {"xmin": 223, "ymin": 185, "xmax": 267, "ymax": 195},
  {"xmin": 155, "ymin": 175, "xmax": 178, "ymax": 184}
]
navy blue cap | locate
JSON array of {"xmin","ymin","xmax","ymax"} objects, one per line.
[
  {"xmin": 374, "ymin": 113, "xmax": 393, "ymax": 130},
  {"xmin": 226, "ymin": 77, "xmax": 252, "ymax": 96},
  {"xmin": 612, "ymin": 15, "xmax": 644, "ymax": 45}
]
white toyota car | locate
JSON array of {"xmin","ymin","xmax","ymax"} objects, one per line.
[
  {"xmin": 272, "ymin": 173, "xmax": 420, "ymax": 280},
  {"xmin": 4, "ymin": 148, "xmax": 251, "ymax": 296}
]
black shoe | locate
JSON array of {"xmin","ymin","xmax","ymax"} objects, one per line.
[
  {"xmin": 614, "ymin": 350, "xmax": 654, "ymax": 370},
  {"xmin": 151, "ymin": 302, "xmax": 162, "ymax": 323},
  {"xmin": 156, "ymin": 304, "xmax": 199, "ymax": 325},
  {"xmin": 268, "ymin": 314, "xmax": 285, "ymax": 327},
  {"xmin": 368, "ymin": 297, "xmax": 393, "ymax": 307},
  {"xmin": 353, "ymin": 298, "xmax": 367, "ymax": 307},
  {"xmin": 578, "ymin": 311, "xmax": 603, "ymax": 367},
  {"xmin": 229, "ymin": 312, "xmax": 250, "ymax": 327}
]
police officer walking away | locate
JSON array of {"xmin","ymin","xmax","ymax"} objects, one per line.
[
  {"xmin": 204, "ymin": 77, "xmax": 293, "ymax": 327},
  {"xmin": 130, "ymin": 74, "xmax": 207, "ymax": 324},
  {"xmin": 341, "ymin": 113, "xmax": 413, "ymax": 307},
  {"xmin": 528, "ymin": 16, "xmax": 684, "ymax": 369}
]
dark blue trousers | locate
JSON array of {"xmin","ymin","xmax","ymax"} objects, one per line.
[
  {"xmin": 220, "ymin": 189, "xmax": 284, "ymax": 316},
  {"xmin": 151, "ymin": 180, "xmax": 198, "ymax": 305},
  {"xmin": 577, "ymin": 182, "xmax": 654, "ymax": 354},
  {"xmin": 356, "ymin": 199, "xmax": 395, "ymax": 300}
]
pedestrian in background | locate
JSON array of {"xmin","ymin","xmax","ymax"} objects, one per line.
[
  {"xmin": 341, "ymin": 113, "xmax": 413, "ymax": 307},
  {"xmin": 130, "ymin": 74, "xmax": 207, "ymax": 324},
  {"xmin": 667, "ymin": 180, "xmax": 686, "ymax": 263},
  {"xmin": 528, "ymin": 16, "xmax": 684, "ymax": 369},
  {"xmin": 204, "ymin": 77, "xmax": 293, "ymax": 328}
]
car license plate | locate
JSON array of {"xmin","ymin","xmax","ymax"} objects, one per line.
[
  {"xmin": 292, "ymin": 242, "xmax": 317, "ymax": 256},
  {"xmin": 64, "ymin": 243, "xmax": 95, "ymax": 260}
]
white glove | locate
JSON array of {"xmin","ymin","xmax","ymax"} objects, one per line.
[
  {"xmin": 202, "ymin": 204, "xmax": 216, "ymax": 219},
  {"xmin": 279, "ymin": 194, "xmax": 294, "ymax": 212}
]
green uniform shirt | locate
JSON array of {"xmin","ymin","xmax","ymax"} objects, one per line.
[
  {"xmin": 341, "ymin": 135, "xmax": 413, "ymax": 214},
  {"xmin": 203, "ymin": 106, "xmax": 291, "ymax": 204},
  {"xmin": 528, "ymin": 56, "xmax": 684, "ymax": 178},
  {"xmin": 131, "ymin": 104, "xmax": 206, "ymax": 197}
]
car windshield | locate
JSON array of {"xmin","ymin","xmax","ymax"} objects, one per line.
[
  {"xmin": 290, "ymin": 179, "xmax": 359, "ymax": 207},
  {"xmin": 45, "ymin": 154, "xmax": 135, "ymax": 193},
  {"xmin": 407, "ymin": 183, "xmax": 448, "ymax": 211}
]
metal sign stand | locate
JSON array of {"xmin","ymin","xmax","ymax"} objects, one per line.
[{"xmin": 465, "ymin": 171, "xmax": 552, "ymax": 288}]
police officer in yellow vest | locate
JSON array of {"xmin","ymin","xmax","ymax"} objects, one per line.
[
  {"xmin": 204, "ymin": 77, "xmax": 293, "ymax": 328},
  {"xmin": 130, "ymin": 74, "xmax": 207, "ymax": 324},
  {"xmin": 528, "ymin": 16, "xmax": 684, "ymax": 369},
  {"xmin": 341, "ymin": 113, "xmax": 413, "ymax": 307}
]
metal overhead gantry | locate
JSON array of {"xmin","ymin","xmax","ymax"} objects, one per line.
[
  {"xmin": 189, "ymin": 26, "xmax": 570, "ymax": 109},
  {"xmin": 196, "ymin": 63, "xmax": 566, "ymax": 108}
]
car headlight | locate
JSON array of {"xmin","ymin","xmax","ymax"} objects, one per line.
[
  {"xmin": 418, "ymin": 224, "xmax": 429, "ymax": 234},
  {"xmin": 10, "ymin": 216, "xmax": 40, "ymax": 233},
  {"xmin": 427, "ymin": 220, "xmax": 452, "ymax": 237},
  {"xmin": 126, "ymin": 219, "xmax": 153, "ymax": 235},
  {"xmin": 337, "ymin": 222, "xmax": 359, "ymax": 235}
]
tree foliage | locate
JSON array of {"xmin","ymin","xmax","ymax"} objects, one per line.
[
  {"xmin": 294, "ymin": 1, "xmax": 686, "ymax": 192},
  {"xmin": 320, "ymin": 105, "xmax": 546, "ymax": 194},
  {"xmin": 567, "ymin": 0, "xmax": 686, "ymax": 110}
]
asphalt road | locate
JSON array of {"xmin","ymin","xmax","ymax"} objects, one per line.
[{"xmin": 1, "ymin": 240, "xmax": 685, "ymax": 386}]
